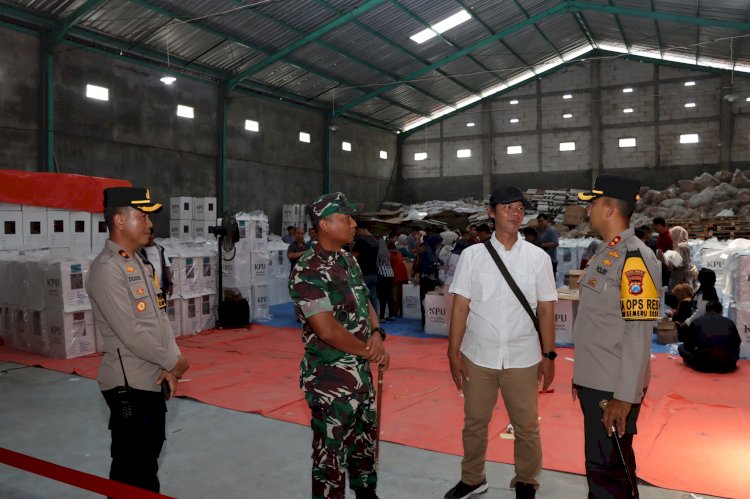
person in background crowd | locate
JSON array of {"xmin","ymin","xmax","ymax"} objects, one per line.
[
  {"xmin": 536, "ymin": 214, "xmax": 559, "ymax": 276},
  {"xmin": 388, "ymin": 239, "xmax": 408, "ymax": 318},
  {"xmin": 653, "ymin": 217, "xmax": 673, "ymax": 287},
  {"xmin": 376, "ymin": 236, "xmax": 396, "ymax": 322},
  {"xmin": 522, "ymin": 226, "xmax": 537, "ymax": 243},
  {"xmin": 407, "ymin": 226, "xmax": 421, "ymax": 254},
  {"xmin": 353, "ymin": 225, "xmax": 381, "ymax": 312},
  {"xmin": 414, "ymin": 233, "xmax": 442, "ymax": 329},
  {"xmin": 468, "ymin": 224, "xmax": 478, "ymax": 242},
  {"xmin": 438, "ymin": 231, "xmax": 460, "ymax": 266},
  {"xmin": 639, "ymin": 225, "xmax": 658, "ymax": 254},
  {"xmin": 287, "ymin": 227, "xmax": 308, "ymax": 270},
  {"xmin": 666, "ymin": 226, "xmax": 691, "ymax": 289},
  {"xmin": 445, "ymin": 186, "xmax": 557, "ymax": 499},
  {"xmin": 139, "ymin": 227, "xmax": 174, "ymax": 300},
  {"xmin": 396, "ymin": 233, "xmax": 415, "ymax": 260},
  {"xmin": 306, "ymin": 227, "xmax": 317, "ymax": 249},
  {"xmin": 679, "ymin": 301, "xmax": 740, "ymax": 373},
  {"xmin": 677, "ymin": 268, "xmax": 720, "ymax": 329},
  {"xmin": 668, "ymin": 283, "xmax": 695, "ymax": 341},
  {"xmin": 579, "ymin": 238, "xmax": 603, "ymax": 270},
  {"xmin": 475, "ymin": 223, "xmax": 492, "ymax": 243},
  {"xmin": 573, "ymin": 174, "xmax": 660, "ymax": 498},
  {"xmin": 282, "ymin": 225, "xmax": 296, "ymax": 244},
  {"xmin": 87, "ymin": 187, "xmax": 190, "ymax": 493}
]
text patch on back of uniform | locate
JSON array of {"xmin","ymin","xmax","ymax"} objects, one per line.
[{"xmin": 620, "ymin": 251, "xmax": 659, "ymax": 321}]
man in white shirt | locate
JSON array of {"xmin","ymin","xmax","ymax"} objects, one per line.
[
  {"xmin": 445, "ymin": 186, "xmax": 558, "ymax": 499},
  {"xmin": 139, "ymin": 228, "xmax": 173, "ymax": 299}
]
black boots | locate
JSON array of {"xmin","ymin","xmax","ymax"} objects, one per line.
[{"xmin": 515, "ymin": 482, "xmax": 536, "ymax": 498}]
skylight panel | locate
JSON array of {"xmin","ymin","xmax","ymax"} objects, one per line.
[{"xmin": 410, "ymin": 10, "xmax": 471, "ymax": 44}]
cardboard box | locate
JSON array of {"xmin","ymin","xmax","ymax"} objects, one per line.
[
  {"xmin": 170, "ymin": 219, "xmax": 193, "ymax": 239},
  {"xmin": 202, "ymin": 255, "xmax": 217, "ymax": 293},
  {"xmin": 200, "ymin": 293, "xmax": 216, "ymax": 330},
  {"xmin": 180, "ymin": 295, "xmax": 201, "ymax": 336},
  {"xmin": 170, "ymin": 197, "xmax": 193, "ymax": 220},
  {"xmin": 175, "ymin": 256, "xmax": 203, "ymax": 297},
  {"xmin": 22, "ymin": 210, "xmax": 48, "ymax": 249},
  {"xmin": 192, "ymin": 220, "xmax": 213, "ymax": 239},
  {"xmin": 167, "ymin": 297, "xmax": 182, "ymax": 338},
  {"xmin": 45, "ymin": 308, "xmax": 96, "ymax": 359},
  {"xmin": 69, "ymin": 211, "xmax": 92, "ymax": 250},
  {"xmin": 423, "ymin": 292, "xmax": 448, "ymax": 335},
  {"xmin": 0, "ymin": 211, "xmax": 23, "ymax": 250},
  {"xmin": 402, "ymin": 283, "xmax": 421, "ymax": 320},
  {"xmin": 563, "ymin": 205, "xmax": 587, "ymax": 226},
  {"xmin": 46, "ymin": 260, "xmax": 90, "ymax": 310},
  {"xmin": 250, "ymin": 252, "xmax": 270, "ymax": 283},
  {"xmin": 554, "ymin": 298, "xmax": 578, "ymax": 345},
  {"xmin": 47, "ymin": 209, "xmax": 71, "ymax": 248},
  {"xmin": 251, "ymin": 284, "xmax": 270, "ymax": 321},
  {"xmin": 656, "ymin": 319, "xmax": 677, "ymax": 345},
  {"xmin": 193, "ymin": 197, "xmax": 217, "ymax": 221},
  {"xmin": 91, "ymin": 213, "xmax": 108, "ymax": 252},
  {"xmin": 28, "ymin": 310, "xmax": 48, "ymax": 355},
  {"xmin": 568, "ymin": 270, "xmax": 585, "ymax": 290}
]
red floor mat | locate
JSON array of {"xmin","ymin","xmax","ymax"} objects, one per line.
[{"xmin": 2, "ymin": 326, "xmax": 749, "ymax": 498}]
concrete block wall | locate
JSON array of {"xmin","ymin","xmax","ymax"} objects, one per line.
[
  {"xmin": 442, "ymin": 138, "xmax": 482, "ymax": 177},
  {"xmin": 399, "ymin": 57, "xmax": 750, "ymax": 203},
  {"xmin": 0, "ymin": 26, "xmax": 397, "ymax": 233}
]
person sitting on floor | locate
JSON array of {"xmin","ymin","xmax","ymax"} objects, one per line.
[
  {"xmin": 677, "ymin": 268, "xmax": 720, "ymax": 329},
  {"xmin": 678, "ymin": 301, "xmax": 741, "ymax": 373},
  {"xmin": 667, "ymin": 283, "xmax": 694, "ymax": 342}
]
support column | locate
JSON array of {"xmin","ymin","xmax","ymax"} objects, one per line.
[
  {"xmin": 324, "ymin": 115, "xmax": 333, "ymax": 194},
  {"xmin": 39, "ymin": 36, "xmax": 55, "ymax": 172},
  {"xmin": 481, "ymin": 100, "xmax": 493, "ymax": 198},
  {"xmin": 536, "ymin": 81, "xmax": 543, "ymax": 174},
  {"xmin": 719, "ymin": 74, "xmax": 733, "ymax": 169},
  {"xmin": 653, "ymin": 65, "xmax": 661, "ymax": 170},
  {"xmin": 217, "ymin": 82, "xmax": 228, "ymax": 214},
  {"xmin": 590, "ymin": 59, "xmax": 602, "ymax": 183}
]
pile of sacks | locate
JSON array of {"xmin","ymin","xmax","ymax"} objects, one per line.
[{"xmin": 635, "ymin": 169, "xmax": 750, "ymax": 220}]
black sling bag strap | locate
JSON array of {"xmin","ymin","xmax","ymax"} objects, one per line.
[{"xmin": 483, "ymin": 239, "xmax": 542, "ymax": 346}]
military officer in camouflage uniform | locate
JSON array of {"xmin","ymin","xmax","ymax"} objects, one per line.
[
  {"xmin": 289, "ymin": 192, "xmax": 389, "ymax": 499},
  {"xmin": 87, "ymin": 187, "xmax": 190, "ymax": 493},
  {"xmin": 573, "ymin": 175, "xmax": 661, "ymax": 498}
]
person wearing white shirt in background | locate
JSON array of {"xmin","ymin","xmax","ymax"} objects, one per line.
[
  {"xmin": 444, "ymin": 186, "xmax": 558, "ymax": 499},
  {"xmin": 139, "ymin": 228, "xmax": 173, "ymax": 299}
]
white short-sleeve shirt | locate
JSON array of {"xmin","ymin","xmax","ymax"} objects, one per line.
[{"xmin": 449, "ymin": 232, "xmax": 558, "ymax": 370}]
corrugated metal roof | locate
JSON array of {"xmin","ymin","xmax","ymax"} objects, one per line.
[{"xmin": 2, "ymin": 0, "xmax": 750, "ymax": 131}]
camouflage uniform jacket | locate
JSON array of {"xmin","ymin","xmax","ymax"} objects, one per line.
[{"xmin": 288, "ymin": 240, "xmax": 374, "ymax": 398}]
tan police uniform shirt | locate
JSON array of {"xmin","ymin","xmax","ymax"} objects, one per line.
[
  {"xmin": 572, "ymin": 228, "xmax": 661, "ymax": 404},
  {"xmin": 86, "ymin": 240, "xmax": 181, "ymax": 392}
]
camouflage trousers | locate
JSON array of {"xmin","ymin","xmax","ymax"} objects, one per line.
[{"xmin": 305, "ymin": 391, "xmax": 378, "ymax": 498}]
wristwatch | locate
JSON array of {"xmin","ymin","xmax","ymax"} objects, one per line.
[
  {"xmin": 372, "ymin": 327, "xmax": 386, "ymax": 341},
  {"xmin": 542, "ymin": 351, "xmax": 557, "ymax": 360}
]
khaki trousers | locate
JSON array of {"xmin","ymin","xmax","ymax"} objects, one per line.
[{"xmin": 461, "ymin": 357, "xmax": 542, "ymax": 488}]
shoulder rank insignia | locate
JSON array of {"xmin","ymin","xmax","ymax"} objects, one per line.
[
  {"xmin": 587, "ymin": 278, "xmax": 597, "ymax": 287},
  {"xmin": 608, "ymin": 251, "xmax": 619, "ymax": 259},
  {"xmin": 608, "ymin": 236, "xmax": 621, "ymax": 247},
  {"xmin": 602, "ymin": 259, "xmax": 612, "ymax": 267},
  {"xmin": 118, "ymin": 249, "xmax": 130, "ymax": 259},
  {"xmin": 620, "ymin": 250, "xmax": 659, "ymax": 321},
  {"xmin": 136, "ymin": 301, "xmax": 147, "ymax": 312},
  {"xmin": 126, "ymin": 266, "xmax": 136, "ymax": 273}
]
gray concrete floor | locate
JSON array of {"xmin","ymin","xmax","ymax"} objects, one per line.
[{"xmin": 0, "ymin": 361, "xmax": 720, "ymax": 499}]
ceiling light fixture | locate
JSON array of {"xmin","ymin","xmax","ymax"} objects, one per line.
[{"xmin": 160, "ymin": 76, "xmax": 176, "ymax": 85}]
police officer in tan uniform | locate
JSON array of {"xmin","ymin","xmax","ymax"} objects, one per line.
[
  {"xmin": 573, "ymin": 175, "xmax": 660, "ymax": 498},
  {"xmin": 86, "ymin": 187, "xmax": 189, "ymax": 493}
]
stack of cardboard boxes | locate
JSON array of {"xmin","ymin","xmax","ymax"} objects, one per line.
[
  {"xmin": 169, "ymin": 196, "xmax": 217, "ymax": 240},
  {"xmin": 164, "ymin": 242, "xmax": 217, "ymax": 338}
]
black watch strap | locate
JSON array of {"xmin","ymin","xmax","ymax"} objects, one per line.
[
  {"xmin": 542, "ymin": 351, "xmax": 557, "ymax": 360},
  {"xmin": 372, "ymin": 327, "xmax": 386, "ymax": 341}
]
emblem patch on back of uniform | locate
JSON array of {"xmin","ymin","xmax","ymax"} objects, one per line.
[
  {"xmin": 126, "ymin": 266, "xmax": 136, "ymax": 273},
  {"xmin": 620, "ymin": 251, "xmax": 659, "ymax": 321},
  {"xmin": 136, "ymin": 301, "xmax": 146, "ymax": 312},
  {"xmin": 118, "ymin": 249, "xmax": 129, "ymax": 259}
]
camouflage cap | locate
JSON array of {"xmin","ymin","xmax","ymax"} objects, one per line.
[{"xmin": 306, "ymin": 192, "xmax": 361, "ymax": 223}]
